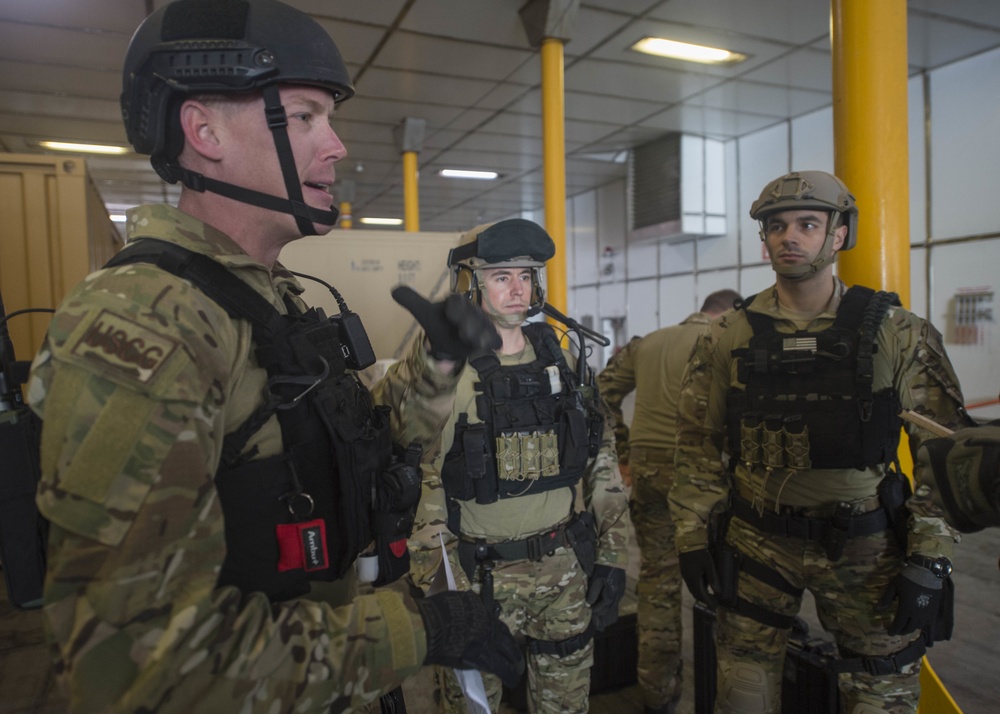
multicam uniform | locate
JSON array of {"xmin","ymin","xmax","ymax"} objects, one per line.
[
  {"xmin": 410, "ymin": 328, "xmax": 631, "ymax": 713},
  {"xmin": 670, "ymin": 280, "xmax": 968, "ymax": 714},
  {"xmin": 598, "ymin": 311, "xmax": 713, "ymax": 711},
  {"xmin": 28, "ymin": 204, "xmax": 458, "ymax": 713}
]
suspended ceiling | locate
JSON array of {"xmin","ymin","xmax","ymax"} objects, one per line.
[{"xmin": 2, "ymin": 0, "xmax": 1000, "ymax": 233}]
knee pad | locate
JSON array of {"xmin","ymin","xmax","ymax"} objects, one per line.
[
  {"xmin": 849, "ymin": 705, "xmax": 891, "ymax": 714},
  {"xmin": 717, "ymin": 662, "xmax": 774, "ymax": 714}
]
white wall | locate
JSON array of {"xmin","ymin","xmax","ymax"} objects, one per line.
[{"xmin": 566, "ymin": 46, "xmax": 1000, "ymax": 420}]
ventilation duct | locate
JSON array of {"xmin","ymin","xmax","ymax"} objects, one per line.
[{"xmin": 628, "ymin": 132, "xmax": 727, "ymax": 243}]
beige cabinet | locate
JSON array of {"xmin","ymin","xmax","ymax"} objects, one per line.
[{"xmin": 0, "ymin": 153, "xmax": 119, "ymax": 361}]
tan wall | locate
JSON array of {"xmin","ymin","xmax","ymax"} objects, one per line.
[
  {"xmin": 278, "ymin": 230, "xmax": 461, "ymax": 363},
  {"xmin": 0, "ymin": 153, "xmax": 119, "ymax": 360}
]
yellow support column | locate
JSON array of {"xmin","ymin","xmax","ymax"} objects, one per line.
[
  {"xmin": 832, "ymin": 4, "xmax": 959, "ymax": 712},
  {"xmin": 831, "ymin": 0, "xmax": 910, "ymax": 303},
  {"xmin": 395, "ymin": 118, "xmax": 426, "ymax": 232},
  {"xmin": 541, "ymin": 36, "xmax": 568, "ymax": 319},
  {"xmin": 337, "ymin": 179, "xmax": 355, "ymax": 230},
  {"xmin": 403, "ymin": 150, "xmax": 419, "ymax": 232}
]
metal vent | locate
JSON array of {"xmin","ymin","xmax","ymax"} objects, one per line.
[{"xmin": 630, "ymin": 133, "xmax": 681, "ymax": 230}]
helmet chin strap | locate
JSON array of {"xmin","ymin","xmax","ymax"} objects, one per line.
[{"xmin": 155, "ymin": 85, "xmax": 339, "ymax": 237}]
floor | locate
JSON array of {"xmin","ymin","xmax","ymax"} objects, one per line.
[{"xmin": 2, "ymin": 528, "xmax": 998, "ymax": 714}]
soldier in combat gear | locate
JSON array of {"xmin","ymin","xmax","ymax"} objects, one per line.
[
  {"xmin": 407, "ymin": 218, "xmax": 632, "ymax": 713},
  {"xmin": 669, "ymin": 170, "xmax": 973, "ymax": 714},
  {"xmin": 26, "ymin": 1, "xmax": 523, "ymax": 711},
  {"xmin": 597, "ymin": 288, "xmax": 740, "ymax": 714}
]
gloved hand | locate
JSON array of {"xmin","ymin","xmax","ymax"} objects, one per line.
[
  {"xmin": 392, "ymin": 286, "xmax": 501, "ymax": 361},
  {"xmin": 876, "ymin": 562, "xmax": 947, "ymax": 642},
  {"xmin": 586, "ymin": 565, "xmax": 627, "ymax": 631},
  {"xmin": 679, "ymin": 549, "xmax": 720, "ymax": 607},
  {"xmin": 416, "ymin": 590, "xmax": 525, "ymax": 688}
]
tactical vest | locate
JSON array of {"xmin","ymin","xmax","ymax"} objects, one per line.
[
  {"xmin": 726, "ymin": 286, "xmax": 903, "ymax": 471},
  {"xmin": 105, "ymin": 239, "xmax": 391, "ymax": 603},
  {"xmin": 440, "ymin": 322, "xmax": 604, "ymax": 505}
]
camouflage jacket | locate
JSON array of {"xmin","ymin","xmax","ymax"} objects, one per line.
[
  {"xmin": 669, "ymin": 280, "xmax": 968, "ymax": 560},
  {"xmin": 407, "ymin": 334, "xmax": 631, "ymax": 592},
  {"xmin": 28, "ymin": 204, "xmax": 458, "ymax": 713},
  {"xmin": 597, "ymin": 312, "xmax": 713, "ymax": 465}
]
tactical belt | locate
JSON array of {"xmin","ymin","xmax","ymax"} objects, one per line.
[
  {"xmin": 731, "ymin": 494, "xmax": 888, "ymax": 551},
  {"xmin": 458, "ymin": 520, "xmax": 575, "ymax": 565},
  {"xmin": 830, "ymin": 640, "xmax": 926, "ymax": 675}
]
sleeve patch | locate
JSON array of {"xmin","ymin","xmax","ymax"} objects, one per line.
[{"xmin": 70, "ymin": 309, "xmax": 180, "ymax": 385}]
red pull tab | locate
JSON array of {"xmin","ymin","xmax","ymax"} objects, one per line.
[
  {"xmin": 275, "ymin": 519, "xmax": 329, "ymax": 572},
  {"xmin": 389, "ymin": 538, "xmax": 407, "ymax": 558}
]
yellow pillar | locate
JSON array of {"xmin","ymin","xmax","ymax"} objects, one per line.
[
  {"xmin": 832, "ymin": 6, "xmax": 959, "ymax": 712},
  {"xmin": 831, "ymin": 0, "xmax": 910, "ymax": 305},
  {"xmin": 541, "ymin": 37, "xmax": 568, "ymax": 319},
  {"xmin": 339, "ymin": 201, "xmax": 353, "ymax": 229},
  {"xmin": 402, "ymin": 150, "xmax": 420, "ymax": 232}
]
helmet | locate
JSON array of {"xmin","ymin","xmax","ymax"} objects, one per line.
[
  {"xmin": 122, "ymin": 0, "xmax": 354, "ymax": 163},
  {"xmin": 120, "ymin": 0, "xmax": 354, "ymax": 236},
  {"xmin": 750, "ymin": 171, "xmax": 858, "ymax": 279},
  {"xmin": 448, "ymin": 218, "xmax": 555, "ymax": 319}
]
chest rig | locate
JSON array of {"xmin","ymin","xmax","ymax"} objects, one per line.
[
  {"xmin": 727, "ymin": 286, "xmax": 903, "ymax": 471},
  {"xmin": 440, "ymin": 322, "xmax": 604, "ymax": 506},
  {"xmin": 105, "ymin": 239, "xmax": 393, "ymax": 602}
]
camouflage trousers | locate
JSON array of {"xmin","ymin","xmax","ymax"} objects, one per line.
[
  {"xmin": 629, "ymin": 446, "xmax": 683, "ymax": 710},
  {"xmin": 715, "ymin": 514, "xmax": 922, "ymax": 714},
  {"xmin": 436, "ymin": 546, "xmax": 593, "ymax": 713}
]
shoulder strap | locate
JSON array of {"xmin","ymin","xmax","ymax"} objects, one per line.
[
  {"xmin": 106, "ymin": 238, "xmax": 286, "ymax": 343},
  {"xmin": 852, "ymin": 287, "xmax": 901, "ymax": 420}
]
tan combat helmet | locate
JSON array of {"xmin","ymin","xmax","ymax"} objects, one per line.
[
  {"xmin": 448, "ymin": 218, "xmax": 555, "ymax": 318},
  {"xmin": 750, "ymin": 170, "xmax": 858, "ymax": 279}
]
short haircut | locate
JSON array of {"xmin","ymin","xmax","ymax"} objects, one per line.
[{"xmin": 700, "ymin": 289, "xmax": 742, "ymax": 315}]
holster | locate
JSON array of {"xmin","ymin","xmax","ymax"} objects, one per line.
[
  {"xmin": 714, "ymin": 543, "xmax": 742, "ymax": 609},
  {"xmin": 877, "ymin": 469, "xmax": 912, "ymax": 548}
]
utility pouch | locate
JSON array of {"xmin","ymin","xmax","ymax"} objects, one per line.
[
  {"xmin": 371, "ymin": 442, "xmax": 423, "ymax": 587},
  {"xmin": 0, "ymin": 407, "xmax": 47, "ymax": 610},
  {"xmin": 823, "ymin": 503, "xmax": 853, "ymax": 562},
  {"xmin": 762, "ymin": 414, "xmax": 785, "ymax": 469},
  {"xmin": 739, "ymin": 412, "xmax": 763, "ymax": 467},
  {"xmin": 559, "ymin": 402, "xmax": 590, "ymax": 472},
  {"xmin": 877, "ymin": 470, "xmax": 912, "ymax": 548},
  {"xmin": 441, "ymin": 419, "xmax": 492, "ymax": 502},
  {"xmin": 565, "ymin": 511, "xmax": 597, "ymax": 577},
  {"xmin": 714, "ymin": 543, "xmax": 742, "ymax": 609},
  {"xmin": 783, "ymin": 416, "xmax": 811, "ymax": 470}
]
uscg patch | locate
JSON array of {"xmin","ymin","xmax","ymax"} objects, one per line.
[{"xmin": 71, "ymin": 310, "xmax": 179, "ymax": 384}]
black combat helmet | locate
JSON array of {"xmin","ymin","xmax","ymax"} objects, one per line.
[{"xmin": 121, "ymin": 0, "xmax": 355, "ymax": 235}]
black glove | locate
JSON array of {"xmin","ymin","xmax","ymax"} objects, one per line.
[
  {"xmin": 586, "ymin": 565, "xmax": 626, "ymax": 632},
  {"xmin": 876, "ymin": 563, "xmax": 948, "ymax": 643},
  {"xmin": 391, "ymin": 286, "xmax": 501, "ymax": 361},
  {"xmin": 679, "ymin": 549, "xmax": 720, "ymax": 607},
  {"xmin": 416, "ymin": 591, "xmax": 525, "ymax": 688}
]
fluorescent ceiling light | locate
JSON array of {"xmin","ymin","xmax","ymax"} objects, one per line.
[
  {"xmin": 39, "ymin": 140, "xmax": 130, "ymax": 155},
  {"xmin": 109, "ymin": 214, "xmax": 127, "ymax": 223},
  {"xmin": 630, "ymin": 37, "xmax": 746, "ymax": 65},
  {"xmin": 438, "ymin": 169, "xmax": 499, "ymax": 180},
  {"xmin": 359, "ymin": 217, "xmax": 403, "ymax": 226}
]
